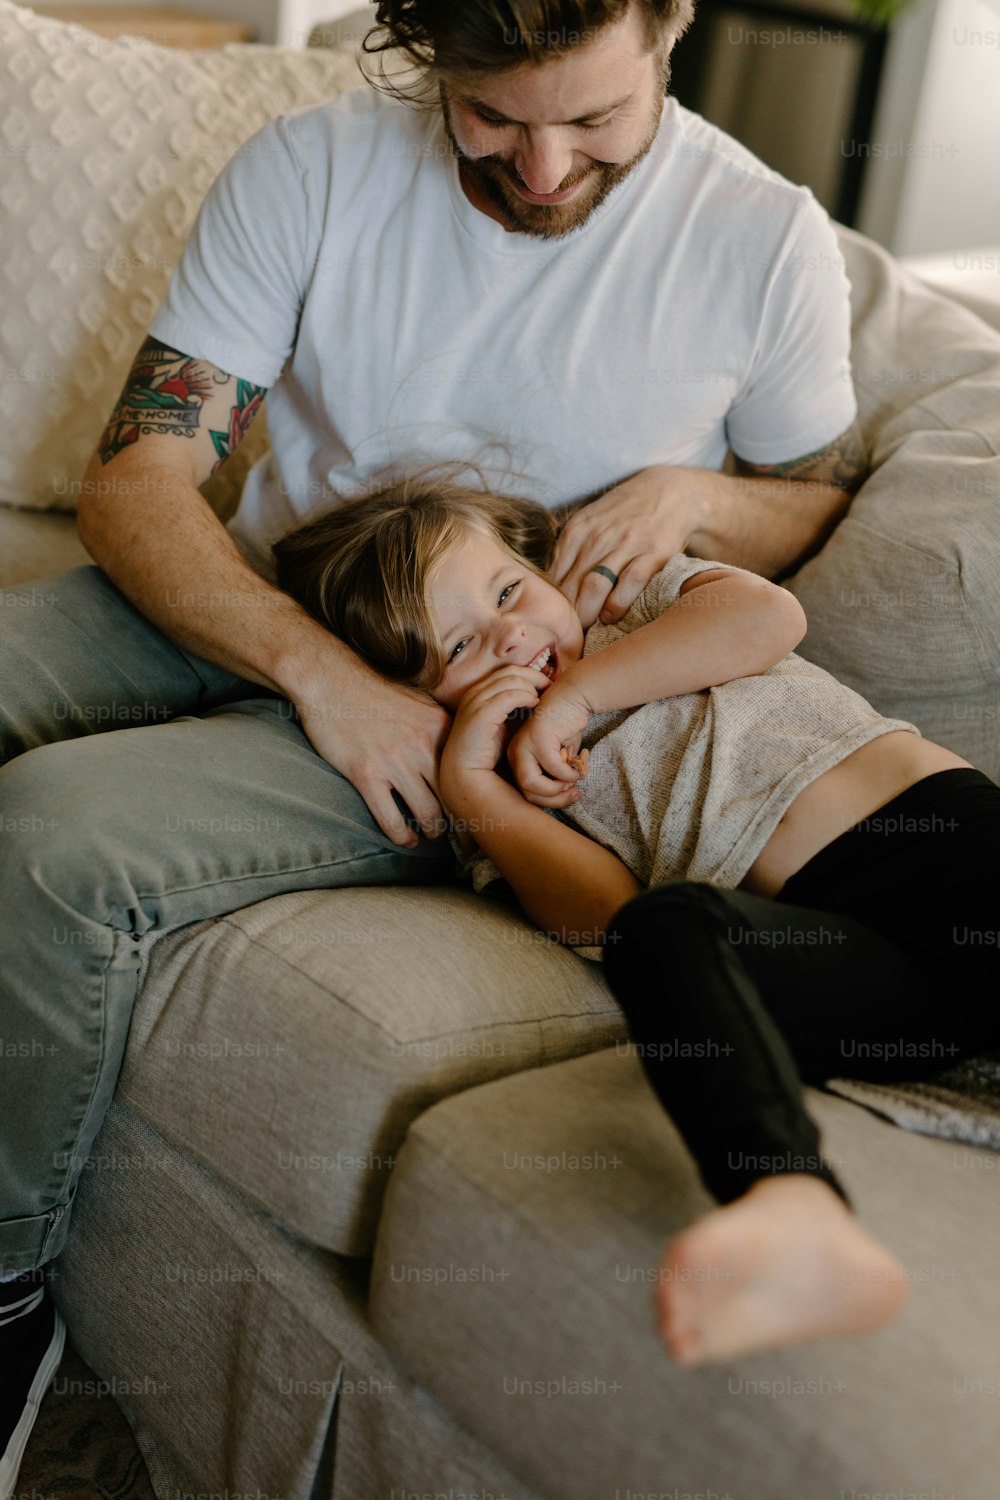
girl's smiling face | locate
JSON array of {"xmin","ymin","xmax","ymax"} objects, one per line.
[{"xmin": 424, "ymin": 526, "xmax": 585, "ymax": 713}]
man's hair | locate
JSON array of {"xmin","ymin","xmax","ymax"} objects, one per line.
[
  {"xmin": 272, "ymin": 466, "xmax": 559, "ymax": 692},
  {"xmin": 361, "ymin": 0, "xmax": 695, "ymax": 108}
]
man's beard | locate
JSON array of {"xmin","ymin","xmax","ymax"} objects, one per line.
[{"xmin": 439, "ymin": 53, "xmax": 670, "ymax": 241}]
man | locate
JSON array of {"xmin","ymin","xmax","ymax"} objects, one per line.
[{"xmin": 0, "ymin": 1, "xmax": 865, "ymax": 1484}]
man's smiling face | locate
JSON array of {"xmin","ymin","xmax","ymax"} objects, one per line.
[{"xmin": 439, "ymin": 7, "xmax": 673, "ymax": 239}]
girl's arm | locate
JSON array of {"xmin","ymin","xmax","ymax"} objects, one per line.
[
  {"xmin": 558, "ymin": 567, "xmax": 807, "ymax": 715},
  {"xmin": 440, "ymin": 666, "xmax": 642, "ymax": 944},
  {"xmin": 508, "ymin": 568, "xmax": 807, "ymax": 798},
  {"xmin": 444, "ymin": 769, "xmax": 642, "ymax": 944}
]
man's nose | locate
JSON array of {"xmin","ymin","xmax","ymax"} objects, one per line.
[{"xmin": 513, "ymin": 130, "xmax": 575, "ymax": 195}]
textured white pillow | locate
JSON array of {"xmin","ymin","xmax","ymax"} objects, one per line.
[{"xmin": 0, "ymin": 0, "xmax": 365, "ymax": 511}]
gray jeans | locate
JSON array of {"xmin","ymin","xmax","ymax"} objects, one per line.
[{"xmin": 0, "ymin": 566, "xmax": 454, "ymax": 1275}]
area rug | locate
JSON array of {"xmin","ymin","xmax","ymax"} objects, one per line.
[{"xmin": 18, "ymin": 1340, "xmax": 155, "ymax": 1500}]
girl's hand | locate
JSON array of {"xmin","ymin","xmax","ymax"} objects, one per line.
[
  {"xmin": 439, "ymin": 664, "xmax": 551, "ymax": 798},
  {"xmin": 506, "ymin": 681, "xmax": 593, "ymax": 809}
]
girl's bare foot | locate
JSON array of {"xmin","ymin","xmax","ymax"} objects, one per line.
[{"xmin": 656, "ymin": 1174, "xmax": 910, "ymax": 1366}]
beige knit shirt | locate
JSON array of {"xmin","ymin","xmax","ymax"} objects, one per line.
[{"xmin": 450, "ymin": 554, "xmax": 920, "ymax": 960}]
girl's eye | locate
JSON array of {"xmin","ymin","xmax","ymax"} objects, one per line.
[{"xmin": 446, "ymin": 581, "xmax": 519, "ymax": 664}]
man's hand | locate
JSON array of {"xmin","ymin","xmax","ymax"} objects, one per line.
[
  {"xmin": 550, "ymin": 423, "xmax": 869, "ymax": 625},
  {"xmin": 550, "ymin": 464, "xmax": 701, "ymax": 629},
  {"xmin": 293, "ymin": 661, "xmax": 453, "ymax": 849}
]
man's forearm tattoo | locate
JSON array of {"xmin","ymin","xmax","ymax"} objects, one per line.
[
  {"xmin": 736, "ymin": 420, "xmax": 869, "ymax": 494},
  {"xmin": 98, "ymin": 337, "xmax": 265, "ymax": 470}
]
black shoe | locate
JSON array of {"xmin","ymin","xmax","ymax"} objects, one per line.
[{"xmin": 0, "ymin": 1270, "xmax": 66, "ymax": 1500}]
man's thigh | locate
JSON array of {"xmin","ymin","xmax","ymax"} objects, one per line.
[
  {"xmin": 0, "ymin": 699, "xmax": 453, "ymax": 1263},
  {"xmin": 1, "ymin": 565, "xmax": 259, "ymax": 762},
  {"xmin": 1, "ymin": 695, "xmax": 454, "ymax": 941}
]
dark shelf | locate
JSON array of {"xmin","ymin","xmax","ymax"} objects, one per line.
[{"xmin": 667, "ymin": 0, "xmax": 889, "ymax": 227}]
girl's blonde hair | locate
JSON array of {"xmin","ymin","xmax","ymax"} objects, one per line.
[{"xmin": 272, "ymin": 464, "xmax": 560, "ymax": 692}]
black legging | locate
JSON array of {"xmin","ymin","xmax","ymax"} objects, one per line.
[{"xmin": 602, "ymin": 768, "xmax": 1000, "ymax": 1210}]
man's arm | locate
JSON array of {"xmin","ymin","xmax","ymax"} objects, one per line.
[
  {"xmin": 78, "ymin": 336, "xmax": 343, "ymax": 692},
  {"xmin": 76, "ymin": 336, "xmax": 451, "ymax": 846},
  {"xmin": 685, "ymin": 418, "xmax": 869, "ymax": 580},
  {"xmin": 550, "ymin": 420, "xmax": 869, "ymax": 626}
]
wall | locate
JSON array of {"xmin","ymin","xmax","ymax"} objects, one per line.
[{"xmin": 856, "ymin": 0, "xmax": 1000, "ymax": 254}]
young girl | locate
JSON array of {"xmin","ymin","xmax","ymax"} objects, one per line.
[{"xmin": 272, "ymin": 469, "xmax": 1000, "ymax": 1369}]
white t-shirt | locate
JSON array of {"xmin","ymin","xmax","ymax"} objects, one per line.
[
  {"xmin": 453, "ymin": 554, "xmax": 919, "ymax": 962},
  {"xmin": 148, "ymin": 86, "xmax": 857, "ymax": 576}
]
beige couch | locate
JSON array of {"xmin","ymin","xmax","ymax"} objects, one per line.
[{"xmin": 3, "ymin": 4, "xmax": 1000, "ymax": 1497}]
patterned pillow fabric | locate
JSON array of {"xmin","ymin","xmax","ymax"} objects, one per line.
[{"xmin": 0, "ymin": 0, "xmax": 364, "ymax": 511}]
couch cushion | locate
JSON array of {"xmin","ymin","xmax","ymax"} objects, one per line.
[
  {"xmin": 785, "ymin": 225, "xmax": 1000, "ymax": 778},
  {"xmin": 0, "ymin": 0, "xmax": 358, "ymax": 512},
  {"xmin": 370, "ymin": 1045, "xmax": 1000, "ymax": 1500},
  {"xmin": 0, "ymin": 503, "xmax": 90, "ymax": 587},
  {"xmin": 114, "ymin": 885, "xmax": 623, "ymax": 1257}
]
